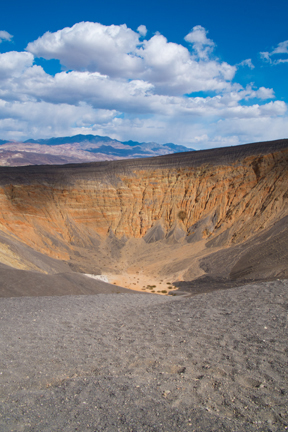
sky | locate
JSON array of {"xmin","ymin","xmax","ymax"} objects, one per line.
[{"xmin": 0, "ymin": 0, "xmax": 287, "ymax": 149}]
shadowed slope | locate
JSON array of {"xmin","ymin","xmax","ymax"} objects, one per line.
[
  {"xmin": 174, "ymin": 215, "xmax": 288, "ymax": 294},
  {"xmin": 0, "ymin": 262, "xmax": 136, "ymax": 297}
]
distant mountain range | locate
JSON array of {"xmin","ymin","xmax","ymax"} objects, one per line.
[{"xmin": 0, "ymin": 134, "xmax": 192, "ymax": 167}]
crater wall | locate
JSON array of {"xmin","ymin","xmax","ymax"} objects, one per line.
[{"xmin": 0, "ymin": 140, "xmax": 287, "ymax": 261}]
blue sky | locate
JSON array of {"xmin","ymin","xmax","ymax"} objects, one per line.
[{"xmin": 0, "ymin": 0, "xmax": 287, "ymax": 149}]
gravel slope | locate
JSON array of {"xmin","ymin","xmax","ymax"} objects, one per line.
[{"xmin": 1, "ymin": 280, "xmax": 288, "ymax": 431}]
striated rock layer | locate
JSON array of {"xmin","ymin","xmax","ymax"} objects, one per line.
[{"xmin": 0, "ymin": 138, "xmax": 287, "ymax": 294}]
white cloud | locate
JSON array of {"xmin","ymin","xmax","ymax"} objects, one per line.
[
  {"xmin": 140, "ymin": 34, "xmax": 236, "ymax": 95},
  {"xmin": 137, "ymin": 25, "xmax": 147, "ymax": 37},
  {"xmin": 230, "ymin": 85, "xmax": 275, "ymax": 101},
  {"xmin": 0, "ymin": 51, "xmax": 34, "ymax": 79},
  {"xmin": 0, "ymin": 22, "xmax": 285, "ymax": 148},
  {"xmin": 274, "ymin": 58, "xmax": 288, "ymax": 64},
  {"xmin": 89, "ymin": 112, "xmax": 288, "ymax": 150},
  {"xmin": 237, "ymin": 58, "xmax": 255, "ymax": 69},
  {"xmin": 0, "ymin": 91, "xmax": 287, "ymax": 148},
  {"xmin": 260, "ymin": 40, "xmax": 288, "ymax": 65},
  {"xmin": 26, "ymin": 21, "xmax": 236, "ymax": 96},
  {"xmin": 0, "ymin": 98, "xmax": 118, "ymax": 140},
  {"xmin": 185, "ymin": 25, "xmax": 214, "ymax": 46},
  {"xmin": 26, "ymin": 22, "xmax": 143, "ymax": 78},
  {"xmin": 260, "ymin": 51, "xmax": 270, "ymax": 62},
  {"xmin": 184, "ymin": 25, "xmax": 215, "ymax": 60},
  {"xmin": 0, "ymin": 31, "xmax": 13, "ymax": 43},
  {"xmin": 0, "ymin": 62, "xmax": 282, "ymax": 120},
  {"xmin": 211, "ymin": 116, "xmax": 288, "ymax": 148},
  {"xmin": 254, "ymin": 87, "xmax": 275, "ymax": 100},
  {"xmin": 273, "ymin": 40, "xmax": 288, "ymax": 54}
]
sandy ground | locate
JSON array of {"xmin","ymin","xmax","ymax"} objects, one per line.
[
  {"xmin": 84, "ymin": 272, "xmax": 179, "ymax": 295},
  {"xmin": 91, "ymin": 238, "xmax": 208, "ymax": 295},
  {"xmin": 101, "ymin": 272, "xmax": 178, "ymax": 295},
  {"xmin": 1, "ymin": 280, "xmax": 288, "ymax": 431}
]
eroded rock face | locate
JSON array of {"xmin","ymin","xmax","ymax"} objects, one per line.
[{"xmin": 0, "ymin": 140, "xmax": 287, "ymax": 263}]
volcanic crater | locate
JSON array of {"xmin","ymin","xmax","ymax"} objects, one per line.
[
  {"xmin": 0, "ymin": 138, "xmax": 287, "ymax": 297},
  {"xmin": 1, "ymin": 139, "xmax": 288, "ymax": 432}
]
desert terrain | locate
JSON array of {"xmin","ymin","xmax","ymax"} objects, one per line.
[{"xmin": 0, "ymin": 139, "xmax": 288, "ymax": 431}]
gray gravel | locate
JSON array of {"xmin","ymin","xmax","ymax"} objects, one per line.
[{"xmin": 1, "ymin": 281, "xmax": 288, "ymax": 431}]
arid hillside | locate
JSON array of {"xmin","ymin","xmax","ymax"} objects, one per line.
[{"xmin": 0, "ymin": 139, "xmax": 287, "ymax": 296}]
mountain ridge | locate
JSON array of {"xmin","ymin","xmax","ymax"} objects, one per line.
[
  {"xmin": 0, "ymin": 138, "xmax": 286, "ymax": 183},
  {"xmin": 0, "ymin": 134, "xmax": 191, "ymax": 167}
]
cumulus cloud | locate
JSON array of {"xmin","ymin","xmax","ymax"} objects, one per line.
[
  {"xmin": 184, "ymin": 25, "xmax": 215, "ymax": 60},
  {"xmin": 0, "ymin": 51, "xmax": 34, "ymax": 79},
  {"xmin": 26, "ymin": 21, "xmax": 236, "ymax": 95},
  {"xmin": 253, "ymin": 87, "xmax": 275, "ymax": 100},
  {"xmin": 260, "ymin": 40, "xmax": 288, "ymax": 65},
  {"xmin": 0, "ymin": 21, "xmax": 285, "ymax": 147},
  {"xmin": 0, "ymin": 31, "xmax": 13, "ymax": 43},
  {"xmin": 0, "ymin": 98, "xmax": 118, "ymax": 140},
  {"xmin": 26, "ymin": 22, "xmax": 142, "ymax": 78},
  {"xmin": 137, "ymin": 25, "xmax": 147, "ymax": 37},
  {"xmin": 230, "ymin": 85, "xmax": 275, "ymax": 102},
  {"xmin": 140, "ymin": 34, "xmax": 236, "ymax": 95},
  {"xmin": 0, "ymin": 62, "xmax": 281, "ymax": 120}
]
